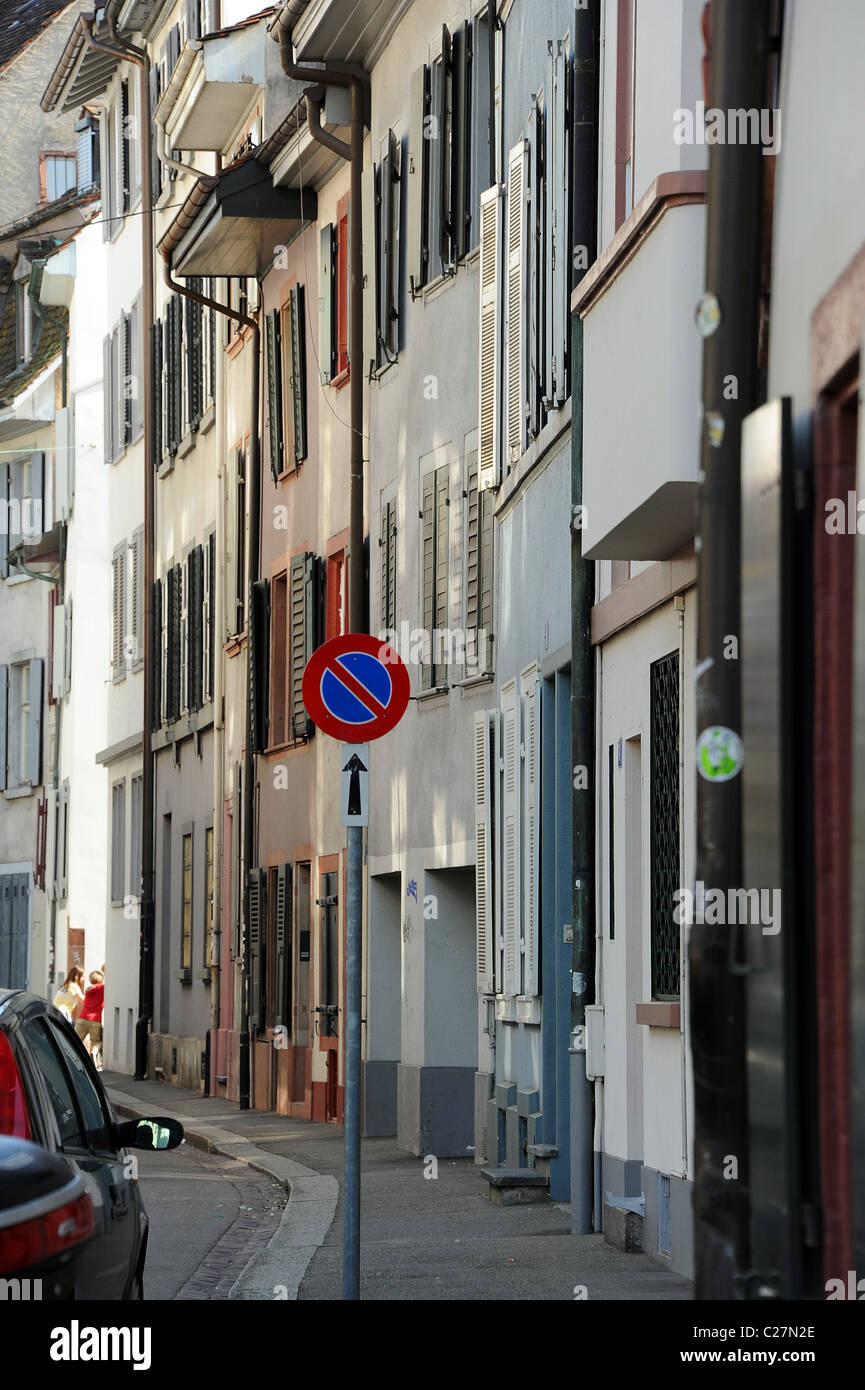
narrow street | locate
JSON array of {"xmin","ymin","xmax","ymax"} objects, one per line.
[{"xmin": 136, "ymin": 1145, "xmax": 286, "ymax": 1300}]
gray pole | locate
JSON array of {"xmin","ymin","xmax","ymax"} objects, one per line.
[{"xmin": 344, "ymin": 823, "xmax": 363, "ymax": 1299}]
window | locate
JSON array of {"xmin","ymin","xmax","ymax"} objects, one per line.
[
  {"xmin": 204, "ymin": 825, "xmax": 214, "ymax": 968},
  {"xmin": 0, "ymin": 453, "xmax": 45, "ymax": 578},
  {"xmin": 249, "ymin": 578, "xmax": 269, "ymax": 753},
  {"xmin": 0, "ymin": 659, "xmax": 43, "ymax": 792},
  {"xmin": 47, "ymin": 1019, "xmax": 111, "ymax": 1152},
  {"xmin": 290, "ymin": 553, "xmax": 322, "ymax": 741},
  {"xmin": 40, "ymin": 153, "xmax": 76, "ymax": 203},
  {"xmin": 75, "ymin": 115, "xmax": 100, "ymax": 194},
  {"xmin": 248, "ymin": 867, "xmax": 265, "ymax": 1031},
  {"xmin": 421, "ymin": 463, "xmax": 449, "ymax": 689},
  {"xmin": 21, "ymin": 1018, "xmax": 83, "ymax": 1149},
  {"xmin": 363, "ymin": 132, "xmax": 401, "ymax": 375},
  {"xmin": 129, "ymin": 773, "xmax": 143, "ymax": 900},
  {"xmin": 274, "ymin": 863, "xmax": 292, "ymax": 1029},
  {"xmin": 104, "ymin": 310, "xmax": 139, "ymax": 464},
  {"xmin": 465, "ymin": 450, "xmax": 493, "ymax": 671},
  {"xmin": 101, "ymin": 78, "xmax": 137, "ymax": 241},
  {"xmin": 295, "ymin": 863, "xmax": 311, "ymax": 1045},
  {"xmin": 269, "ymin": 571, "xmax": 288, "ymax": 747},
  {"xmin": 179, "ymin": 557, "xmax": 189, "ymax": 714},
  {"xmin": 180, "ymin": 831, "xmax": 193, "ymax": 974},
  {"xmin": 326, "ymin": 550, "xmax": 346, "ymax": 641},
  {"xmin": 319, "ymin": 211, "xmax": 350, "ymax": 385},
  {"xmin": 130, "ymin": 526, "xmax": 143, "ymax": 671},
  {"xmin": 56, "ymin": 780, "xmax": 70, "ymax": 901},
  {"xmin": 203, "ymin": 531, "xmax": 215, "ymax": 703},
  {"xmin": 650, "ymin": 652, "xmax": 681, "ymax": 999},
  {"xmin": 165, "ymin": 564, "xmax": 182, "ymax": 724},
  {"xmin": 409, "ymin": 7, "xmax": 495, "ymax": 294},
  {"xmin": 111, "ymin": 780, "xmax": 126, "ymax": 904},
  {"xmin": 156, "ymin": 547, "xmax": 209, "ymax": 727},
  {"xmin": 615, "ymin": 0, "xmax": 635, "ymax": 229},
  {"xmin": 380, "ymin": 497, "xmax": 397, "ymax": 633},
  {"xmin": 0, "ymin": 873, "xmax": 29, "ymax": 989},
  {"xmin": 15, "ymin": 281, "xmax": 32, "ymax": 365},
  {"xmin": 265, "ymin": 285, "xmax": 307, "ymax": 480},
  {"xmin": 186, "ymin": 544, "xmax": 205, "ymax": 712},
  {"xmin": 320, "ymin": 870, "xmax": 339, "ymax": 1037},
  {"xmin": 231, "ymin": 445, "xmax": 247, "ymax": 636}
]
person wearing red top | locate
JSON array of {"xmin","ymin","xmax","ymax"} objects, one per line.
[{"xmin": 75, "ymin": 970, "xmax": 105, "ymax": 1068}]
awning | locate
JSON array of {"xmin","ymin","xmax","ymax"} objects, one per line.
[{"xmin": 158, "ymin": 158, "xmax": 316, "ymax": 277}]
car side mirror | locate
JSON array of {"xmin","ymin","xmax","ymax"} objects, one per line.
[{"xmin": 115, "ymin": 1117, "xmax": 184, "ymax": 1151}]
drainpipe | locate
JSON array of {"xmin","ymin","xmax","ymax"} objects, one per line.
[
  {"xmin": 209, "ymin": 284, "xmax": 227, "ymax": 1090},
  {"xmin": 569, "ymin": 0, "xmax": 600, "ymax": 1236},
  {"xmin": 79, "ymin": 14, "xmax": 155, "ymax": 1084},
  {"xmin": 160, "ymin": 257, "xmax": 260, "ymax": 1110},
  {"xmin": 691, "ymin": 1, "xmax": 770, "ymax": 1298}
]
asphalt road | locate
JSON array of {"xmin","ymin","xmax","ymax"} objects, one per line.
[{"xmin": 135, "ymin": 1142, "xmax": 287, "ymax": 1300}]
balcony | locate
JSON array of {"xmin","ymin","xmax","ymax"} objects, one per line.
[{"xmin": 572, "ymin": 172, "xmax": 706, "ymax": 561}]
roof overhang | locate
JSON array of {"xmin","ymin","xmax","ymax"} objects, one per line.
[
  {"xmin": 284, "ymin": 0, "xmax": 412, "ymax": 68},
  {"xmin": 40, "ymin": 11, "xmax": 121, "ymax": 114},
  {"xmin": 7, "ymin": 523, "xmax": 63, "ymax": 571},
  {"xmin": 159, "ymin": 159, "xmax": 316, "ymax": 276},
  {"xmin": 158, "ymin": 34, "xmax": 262, "ymax": 153}
]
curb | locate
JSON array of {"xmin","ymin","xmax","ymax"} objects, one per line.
[{"xmin": 107, "ymin": 1086, "xmax": 338, "ymax": 1301}]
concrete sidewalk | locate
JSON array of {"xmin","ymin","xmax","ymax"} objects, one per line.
[{"xmin": 103, "ymin": 1071, "xmax": 693, "ymax": 1302}]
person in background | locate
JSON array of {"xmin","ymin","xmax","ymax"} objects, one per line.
[
  {"xmin": 53, "ymin": 967, "xmax": 85, "ymax": 1023},
  {"xmin": 75, "ymin": 970, "xmax": 105, "ymax": 1069}
]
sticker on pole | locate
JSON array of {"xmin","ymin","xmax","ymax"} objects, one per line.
[
  {"xmin": 302, "ymin": 633, "xmax": 410, "ymax": 743},
  {"xmin": 696, "ymin": 725, "xmax": 744, "ymax": 782}
]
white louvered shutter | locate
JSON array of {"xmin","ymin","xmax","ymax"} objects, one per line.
[
  {"xmin": 521, "ymin": 663, "xmax": 540, "ymax": 995},
  {"xmin": 111, "ymin": 544, "xmax": 126, "ymax": 679},
  {"xmin": 500, "ymin": 678, "xmax": 521, "ymax": 996},
  {"xmin": 64, "ymin": 598, "xmax": 72, "ymax": 694},
  {"xmin": 478, "ymin": 184, "xmax": 501, "ymax": 491},
  {"xmin": 475, "ymin": 709, "xmax": 495, "ymax": 994},
  {"xmin": 52, "ymin": 604, "xmax": 66, "ymax": 701},
  {"xmin": 505, "ymin": 140, "xmax": 527, "ymax": 465}
]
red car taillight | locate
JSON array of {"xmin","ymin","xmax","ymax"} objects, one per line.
[
  {"xmin": 0, "ymin": 1189, "xmax": 94, "ymax": 1275},
  {"xmin": 0, "ymin": 1033, "xmax": 32, "ymax": 1141}
]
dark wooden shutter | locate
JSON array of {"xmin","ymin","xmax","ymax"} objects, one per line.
[
  {"xmin": 274, "ymin": 863, "xmax": 292, "ymax": 1026},
  {"xmin": 0, "ymin": 466, "xmax": 8, "ymax": 579},
  {"xmin": 188, "ymin": 545, "xmax": 204, "ymax": 711},
  {"xmin": 103, "ymin": 335, "xmax": 113, "ymax": 463},
  {"xmin": 0, "ymin": 666, "xmax": 7, "ymax": 791},
  {"xmin": 208, "ymin": 279, "xmax": 217, "ymax": 401},
  {"xmin": 290, "ymin": 552, "xmax": 310, "ymax": 740},
  {"xmin": 438, "ymin": 25, "xmax": 452, "ymax": 269},
  {"xmin": 380, "ymin": 498, "xmax": 396, "ymax": 631},
  {"xmin": 167, "ymin": 564, "xmax": 181, "ymax": 721},
  {"xmin": 319, "ymin": 224, "xmax": 335, "ymax": 383},
  {"xmin": 421, "ymin": 471, "xmax": 435, "ymax": 689},
  {"xmin": 151, "ymin": 579, "xmax": 162, "ymax": 724},
  {"xmin": 248, "ymin": 867, "xmax": 265, "ymax": 1031},
  {"xmin": 185, "ymin": 0, "xmax": 201, "ymax": 39},
  {"xmin": 455, "ymin": 20, "xmax": 472, "ymax": 257},
  {"xmin": 152, "ymin": 319, "xmax": 162, "ymax": 466},
  {"xmin": 27, "ymin": 658, "xmax": 43, "ymax": 787},
  {"xmin": 186, "ymin": 283, "xmax": 203, "ymax": 430},
  {"xmin": 207, "ymin": 531, "xmax": 216, "ymax": 699},
  {"xmin": 249, "ymin": 578, "xmax": 270, "ymax": 752},
  {"xmin": 265, "ymin": 309, "xmax": 283, "ymax": 481},
  {"xmin": 167, "ymin": 23, "xmax": 181, "ymax": 76},
  {"xmin": 149, "ymin": 66, "xmax": 162, "ymax": 199},
  {"xmin": 289, "ymin": 286, "xmax": 307, "ymax": 463}
]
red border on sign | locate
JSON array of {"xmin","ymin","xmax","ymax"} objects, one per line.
[{"xmin": 302, "ymin": 633, "xmax": 410, "ymax": 742}]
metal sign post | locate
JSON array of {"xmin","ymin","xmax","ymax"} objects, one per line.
[{"xmin": 302, "ymin": 637, "xmax": 409, "ymax": 1300}]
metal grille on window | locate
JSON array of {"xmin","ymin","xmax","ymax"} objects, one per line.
[{"xmin": 650, "ymin": 651, "xmax": 680, "ymax": 999}]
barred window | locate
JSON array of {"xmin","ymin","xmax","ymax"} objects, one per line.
[{"xmin": 650, "ymin": 651, "xmax": 680, "ymax": 999}]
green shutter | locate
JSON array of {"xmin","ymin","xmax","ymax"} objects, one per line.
[
  {"xmin": 290, "ymin": 552, "xmax": 309, "ymax": 739},
  {"xmin": 274, "ymin": 863, "xmax": 292, "ymax": 1027},
  {"xmin": 249, "ymin": 577, "xmax": 270, "ymax": 752},
  {"xmin": 289, "ymin": 286, "xmax": 307, "ymax": 464},
  {"xmin": 265, "ymin": 309, "xmax": 283, "ymax": 481},
  {"xmin": 151, "ymin": 579, "xmax": 162, "ymax": 725},
  {"xmin": 319, "ymin": 224, "xmax": 335, "ymax": 383}
]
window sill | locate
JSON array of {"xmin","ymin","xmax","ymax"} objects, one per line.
[
  {"xmin": 199, "ymin": 402, "xmax": 216, "ymax": 435},
  {"xmin": 276, "ymin": 463, "xmax": 300, "ymax": 484},
  {"xmin": 635, "ymin": 1001, "xmax": 681, "ymax": 1029},
  {"xmin": 196, "ymin": 970, "xmax": 212, "ymax": 984},
  {"xmin": 224, "ymin": 632, "xmax": 247, "ymax": 658},
  {"xmin": 331, "ymin": 365, "xmax": 350, "ymax": 390},
  {"xmin": 421, "ymin": 267, "xmax": 458, "ymax": 303},
  {"xmin": 176, "ymin": 970, "xmax": 192, "ymax": 987},
  {"xmin": 416, "ymin": 685, "xmax": 449, "ymax": 704},
  {"xmin": 458, "ymin": 670, "xmax": 494, "ymax": 691},
  {"xmin": 4, "ymin": 784, "xmax": 34, "ymax": 800},
  {"xmin": 158, "ymin": 455, "xmax": 174, "ymax": 479},
  {"xmin": 227, "ymin": 327, "xmax": 253, "ymax": 358},
  {"xmin": 178, "ymin": 431, "xmax": 195, "ymax": 459},
  {"xmin": 264, "ymin": 737, "xmax": 309, "ymax": 759}
]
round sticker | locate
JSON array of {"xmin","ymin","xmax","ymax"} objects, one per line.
[
  {"xmin": 696, "ymin": 725, "xmax": 744, "ymax": 782},
  {"xmin": 695, "ymin": 291, "xmax": 721, "ymax": 338}
]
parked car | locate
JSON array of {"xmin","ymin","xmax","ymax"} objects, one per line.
[{"xmin": 0, "ymin": 988, "xmax": 183, "ymax": 1299}]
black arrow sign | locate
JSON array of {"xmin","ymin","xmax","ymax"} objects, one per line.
[{"xmin": 343, "ymin": 753, "xmax": 367, "ymax": 817}]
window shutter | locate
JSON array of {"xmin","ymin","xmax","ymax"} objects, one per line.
[
  {"xmin": 205, "ymin": 531, "xmax": 215, "ymax": 701},
  {"xmin": 528, "ymin": 98, "xmax": 542, "ymax": 436},
  {"xmin": 180, "ymin": 558, "xmax": 189, "ymax": 714},
  {"xmin": 438, "ymin": 25, "xmax": 453, "ymax": 273},
  {"xmin": 59, "ymin": 782, "xmax": 69, "ymax": 899},
  {"xmin": 52, "ymin": 604, "xmax": 66, "ymax": 701},
  {"xmin": 186, "ymin": 0, "xmax": 201, "ymax": 39},
  {"xmin": 549, "ymin": 39, "xmax": 568, "ymax": 405},
  {"xmin": 479, "ymin": 483, "xmax": 493, "ymax": 647},
  {"xmin": 131, "ymin": 529, "xmax": 143, "ymax": 669},
  {"xmin": 55, "ymin": 406, "xmax": 73, "ymax": 520},
  {"xmin": 113, "ymin": 318, "xmax": 128, "ymax": 459},
  {"xmin": 248, "ymin": 867, "xmax": 265, "ymax": 1031},
  {"xmin": 152, "ymin": 578, "xmax": 162, "ymax": 725},
  {"xmin": 208, "ymin": 278, "xmax": 217, "ymax": 401},
  {"xmin": 166, "ymin": 297, "xmax": 182, "ymax": 453},
  {"xmin": 290, "ymin": 552, "xmax": 310, "ymax": 740},
  {"xmin": 0, "ymin": 466, "xmax": 8, "ymax": 579},
  {"xmin": 152, "ymin": 319, "xmax": 163, "ymax": 467},
  {"xmin": 453, "ymin": 21, "xmax": 472, "ymax": 259},
  {"xmin": 421, "ymin": 471, "xmax": 435, "ymax": 689},
  {"xmin": 28, "ymin": 451, "xmax": 44, "ymax": 535},
  {"xmin": 379, "ymin": 131, "xmax": 399, "ymax": 359},
  {"xmin": 434, "ymin": 463, "xmax": 449, "ymax": 681},
  {"xmin": 188, "ymin": 545, "xmax": 204, "ymax": 711},
  {"xmin": 249, "ymin": 577, "xmax": 270, "ymax": 752},
  {"xmin": 265, "ymin": 309, "xmax": 283, "ymax": 481},
  {"xmin": 289, "ymin": 285, "xmax": 307, "ymax": 464},
  {"xmin": 149, "ymin": 66, "xmax": 162, "ymax": 199},
  {"xmin": 380, "ymin": 498, "xmax": 396, "ymax": 632},
  {"xmin": 478, "ymin": 185, "xmax": 501, "ymax": 490},
  {"xmin": 520, "ymin": 665, "xmax": 539, "ymax": 996},
  {"xmin": 27, "ymin": 658, "xmax": 43, "ymax": 787},
  {"xmin": 111, "ymin": 542, "xmax": 126, "ymax": 680},
  {"xmin": 103, "ymin": 335, "xmax": 113, "ymax": 464},
  {"xmin": 0, "ymin": 666, "xmax": 7, "ymax": 791},
  {"xmin": 500, "ymin": 678, "xmax": 521, "ymax": 996},
  {"xmin": 77, "ymin": 121, "xmax": 93, "ymax": 192},
  {"xmin": 64, "ymin": 597, "xmax": 73, "ymax": 694},
  {"xmin": 407, "ymin": 65, "xmax": 431, "ymax": 295},
  {"xmin": 319, "ymin": 224, "xmax": 335, "ymax": 383},
  {"xmin": 186, "ymin": 285, "xmax": 203, "ymax": 430},
  {"xmin": 475, "ymin": 709, "xmax": 495, "ymax": 993},
  {"xmin": 167, "ymin": 564, "xmax": 181, "ymax": 722},
  {"xmin": 167, "ymin": 23, "xmax": 181, "ymax": 76},
  {"xmin": 118, "ymin": 81, "xmax": 129, "ymax": 214},
  {"xmin": 506, "ymin": 140, "xmax": 528, "ymax": 464},
  {"xmin": 274, "ymin": 862, "xmax": 292, "ymax": 1026},
  {"xmin": 362, "ymin": 162, "xmax": 378, "ymax": 374},
  {"xmin": 465, "ymin": 452, "xmax": 480, "ymax": 637}
]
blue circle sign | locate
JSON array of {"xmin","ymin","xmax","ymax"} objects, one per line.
[{"xmin": 302, "ymin": 634, "xmax": 410, "ymax": 742}]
